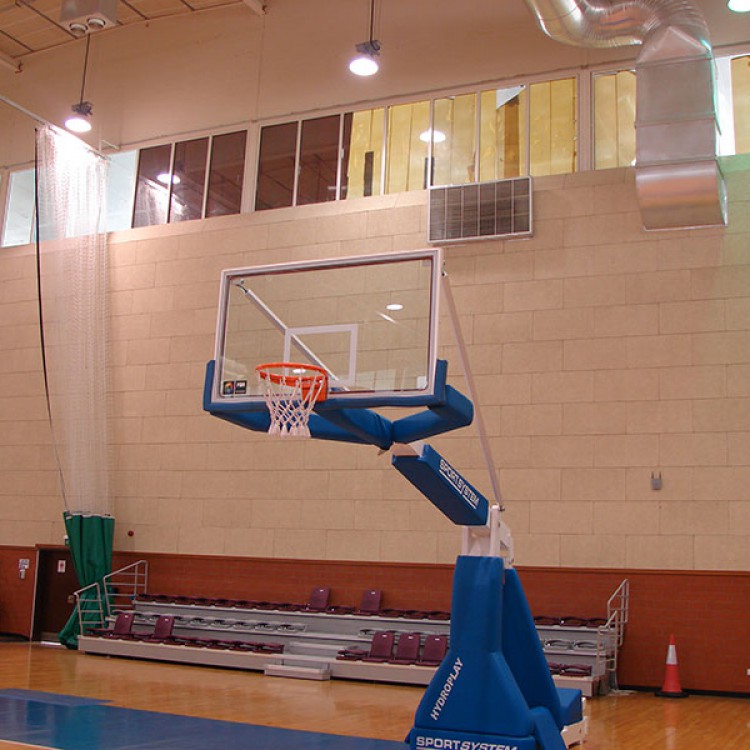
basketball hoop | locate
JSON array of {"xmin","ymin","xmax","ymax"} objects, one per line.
[{"xmin": 256, "ymin": 362, "xmax": 328, "ymax": 438}]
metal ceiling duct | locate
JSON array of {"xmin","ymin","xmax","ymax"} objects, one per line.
[{"xmin": 522, "ymin": 0, "xmax": 727, "ymax": 230}]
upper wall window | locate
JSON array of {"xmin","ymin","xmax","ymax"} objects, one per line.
[
  {"xmin": 529, "ymin": 77, "xmax": 577, "ymax": 176},
  {"xmin": 133, "ymin": 131, "xmax": 247, "ymax": 228},
  {"xmin": 432, "ymin": 93, "xmax": 478, "ymax": 187},
  {"xmin": 385, "ymin": 100, "xmax": 430, "ymax": 193},
  {"xmin": 207, "ymin": 131, "xmax": 247, "ymax": 217},
  {"xmin": 2, "ymin": 168, "xmax": 35, "ymax": 247},
  {"xmin": 132, "ymin": 144, "xmax": 172, "ymax": 228},
  {"xmin": 594, "ymin": 70, "xmax": 636, "ymax": 169},
  {"xmin": 479, "ymin": 86, "xmax": 526, "ymax": 182},
  {"xmin": 255, "ymin": 115, "xmax": 352, "ymax": 209},
  {"xmin": 298, "ymin": 115, "xmax": 344, "ymax": 205},
  {"xmin": 255, "ymin": 122, "xmax": 298, "ymax": 211},
  {"xmin": 346, "ymin": 108, "xmax": 384, "ymax": 199},
  {"xmin": 732, "ymin": 55, "xmax": 750, "ymax": 155},
  {"xmin": 170, "ymin": 138, "xmax": 209, "ymax": 223},
  {"xmin": 106, "ymin": 151, "xmax": 138, "ymax": 233},
  {"xmin": 255, "ymin": 74, "xmax": 580, "ymax": 209}
]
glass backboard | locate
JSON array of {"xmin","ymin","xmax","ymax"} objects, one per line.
[{"xmin": 212, "ymin": 249, "xmax": 442, "ymax": 408}]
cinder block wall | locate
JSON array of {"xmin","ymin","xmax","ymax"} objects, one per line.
[{"xmin": 1, "ymin": 162, "xmax": 749, "ymax": 570}]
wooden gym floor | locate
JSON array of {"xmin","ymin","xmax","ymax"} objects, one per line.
[{"xmin": 0, "ymin": 643, "xmax": 748, "ymax": 750}]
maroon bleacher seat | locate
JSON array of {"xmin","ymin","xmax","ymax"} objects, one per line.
[
  {"xmin": 255, "ymin": 642, "xmax": 284, "ymax": 654},
  {"xmin": 362, "ymin": 631, "xmax": 394, "ymax": 662},
  {"xmin": 141, "ymin": 615, "xmax": 174, "ymax": 642},
  {"xmin": 96, "ymin": 611, "xmax": 135, "ymax": 639},
  {"xmin": 336, "ymin": 646, "xmax": 369, "ymax": 661},
  {"xmin": 389, "ymin": 632, "xmax": 421, "ymax": 665},
  {"xmin": 378, "ymin": 608, "xmax": 405, "ymax": 618},
  {"xmin": 229, "ymin": 599, "xmax": 251, "ymax": 609},
  {"xmin": 425, "ymin": 611, "xmax": 450, "ymax": 621},
  {"xmin": 306, "ymin": 586, "xmax": 331, "ymax": 612},
  {"xmin": 417, "ymin": 634, "xmax": 447, "ymax": 666},
  {"xmin": 356, "ymin": 589, "xmax": 382, "ymax": 616}
]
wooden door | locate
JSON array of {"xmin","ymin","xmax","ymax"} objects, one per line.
[{"xmin": 33, "ymin": 547, "xmax": 79, "ymax": 641}]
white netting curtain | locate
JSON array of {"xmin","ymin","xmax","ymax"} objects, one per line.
[{"xmin": 36, "ymin": 125, "xmax": 112, "ymax": 517}]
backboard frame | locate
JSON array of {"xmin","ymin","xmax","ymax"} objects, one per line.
[{"xmin": 210, "ymin": 248, "xmax": 444, "ymax": 410}]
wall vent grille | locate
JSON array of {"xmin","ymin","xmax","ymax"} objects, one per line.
[{"xmin": 428, "ymin": 177, "xmax": 532, "ymax": 244}]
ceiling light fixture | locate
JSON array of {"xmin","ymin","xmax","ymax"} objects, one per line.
[
  {"xmin": 64, "ymin": 32, "xmax": 94, "ymax": 134},
  {"xmin": 727, "ymin": 0, "xmax": 750, "ymax": 11},
  {"xmin": 385, "ymin": 303, "xmax": 403, "ymax": 311},
  {"xmin": 349, "ymin": 0, "xmax": 381, "ymax": 77}
]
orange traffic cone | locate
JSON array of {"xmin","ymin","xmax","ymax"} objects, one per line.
[{"xmin": 656, "ymin": 634, "xmax": 688, "ymax": 698}]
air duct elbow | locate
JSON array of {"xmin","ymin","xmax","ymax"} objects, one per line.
[{"xmin": 522, "ymin": 0, "xmax": 726, "ymax": 229}]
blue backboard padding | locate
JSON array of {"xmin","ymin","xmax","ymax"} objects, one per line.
[
  {"xmin": 206, "ymin": 359, "xmax": 474, "ymax": 447},
  {"xmin": 214, "ymin": 410, "xmax": 376, "ymax": 446},
  {"xmin": 410, "ymin": 556, "xmax": 534, "ymax": 739},
  {"xmin": 392, "ymin": 445, "xmax": 489, "ymax": 526},
  {"xmin": 502, "ymin": 568, "xmax": 569, "ymax": 731},
  {"xmin": 204, "ymin": 360, "xmax": 452, "ymax": 414},
  {"xmin": 391, "ymin": 386, "xmax": 473, "ymax": 444},
  {"xmin": 0, "ymin": 693, "xmax": 405, "ymax": 750},
  {"xmin": 530, "ymin": 706, "xmax": 568, "ymax": 750},
  {"xmin": 556, "ymin": 688, "xmax": 583, "ymax": 726}
]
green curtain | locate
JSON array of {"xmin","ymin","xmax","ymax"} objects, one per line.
[{"xmin": 58, "ymin": 512, "xmax": 115, "ymax": 649}]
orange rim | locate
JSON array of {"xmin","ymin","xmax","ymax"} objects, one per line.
[{"xmin": 256, "ymin": 362, "xmax": 328, "ymax": 401}]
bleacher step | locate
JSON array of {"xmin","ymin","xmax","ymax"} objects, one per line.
[{"xmin": 264, "ymin": 663, "xmax": 331, "ymax": 680}]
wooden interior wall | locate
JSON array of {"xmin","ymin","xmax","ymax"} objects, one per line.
[
  {"xmin": 3, "ymin": 545, "xmax": 747, "ymax": 694},
  {"xmin": 519, "ymin": 567, "xmax": 750, "ymax": 695}
]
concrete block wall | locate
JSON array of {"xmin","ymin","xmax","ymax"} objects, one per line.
[{"xmin": 1, "ymin": 161, "xmax": 749, "ymax": 570}]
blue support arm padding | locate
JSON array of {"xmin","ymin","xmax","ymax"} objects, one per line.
[
  {"xmin": 313, "ymin": 407, "xmax": 393, "ymax": 450},
  {"xmin": 392, "ymin": 444, "xmax": 489, "ymax": 526},
  {"xmin": 392, "ymin": 385, "xmax": 473, "ymax": 444}
]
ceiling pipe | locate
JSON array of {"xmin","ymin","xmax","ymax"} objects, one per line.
[{"xmin": 522, "ymin": 0, "xmax": 727, "ymax": 230}]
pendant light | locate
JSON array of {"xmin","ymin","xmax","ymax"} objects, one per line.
[
  {"xmin": 349, "ymin": 0, "xmax": 381, "ymax": 77},
  {"xmin": 65, "ymin": 32, "xmax": 94, "ymax": 133}
]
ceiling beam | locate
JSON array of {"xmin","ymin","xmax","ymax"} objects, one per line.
[
  {"xmin": 242, "ymin": 0, "xmax": 266, "ymax": 15},
  {"xmin": 0, "ymin": 50, "xmax": 21, "ymax": 73}
]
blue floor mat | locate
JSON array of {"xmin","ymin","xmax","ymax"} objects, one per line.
[{"xmin": 0, "ymin": 691, "xmax": 406, "ymax": 750}]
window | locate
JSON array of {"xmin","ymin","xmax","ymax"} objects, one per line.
[
  {"xmin": 385, "ymin": 100, "xmax": 430, "ymax": 193},
  {"xmin": 105, "ymin": 150, "xmax": 138, "ymax": 233},
  {"xmin": 206, "ymin": 131, "xmax": 247, "ymax": 217},
  {"xmin": 170, "ymin": 138, "xmax": 209, "ymax": 223},
  {"xmin": 529, "ymin": 77, "xmax": 577, "ymax": 176},
  {"xmin": 732, "ymin": 55, "xmax": 750, "ymax": 155},
  {"xmin": 297, "ymin": 115, "xmax": 343, "ymax": 205},
  {"xmin": 2, "ymin": 168, "xmax": 35, "ymax": 247},
  {"xmin": 132, "ymin": 144, "xmax": 171, "ymax": 229},
  {"xmin": 479, "ymin": 86, "xmax": 526, "ymax": 181},
  {"xmin": 255, "ymin": 122, "xmax": 298, "ymax": 210},
  {"xmin": 255, "ymin": 75, "xmax": 581, "ymax": 208},
  {"xmin": 432, "ymin": 93, "xmax": 478, "ymax": 187},
  {"xmin": 346, "ymin": 108, "xmax": 384, "ymax": 199},
  {"xmin": 594, "ymin": 71, "xmax": 636, "ymax": 169},
  {"xmin": 133, "ymin": 132, "xmax": 248, "ymax": 227}
]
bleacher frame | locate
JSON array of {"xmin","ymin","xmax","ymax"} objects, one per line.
[{"xmin": 78, "ymin": 578, "xmax": 628, "ymax": 696}]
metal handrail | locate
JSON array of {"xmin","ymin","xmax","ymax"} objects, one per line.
[
  {"xmin": 102, "ymin": 560, "xmax": 148, "ymax": 617},
  {"xmin": 607, "ymin": 579, "xmax": 630, "ymax": 648},
  {"xmin": 74, "ymin": 580, "xmax": 106, "ymax": 635}
]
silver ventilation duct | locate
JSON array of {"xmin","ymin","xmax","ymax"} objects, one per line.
[{"xmin": 522, "ymin": 0, "xmax": 727, "ymax": 230}]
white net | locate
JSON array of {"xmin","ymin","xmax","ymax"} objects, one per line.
[
  {"xmin": 36, "ymin": 125, "xmax": 112, "ymax": 516},
  {"xmin": 257, "ymin": 364, "xmax": 327, "ymax": 438}
]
